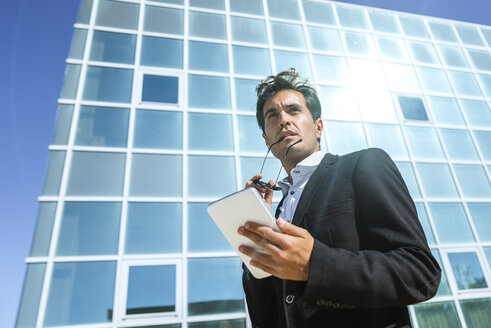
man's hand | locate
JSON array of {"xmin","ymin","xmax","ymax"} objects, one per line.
[
  {"xmin": 245, "ymin": 175, "xmax": 274, "ymax": 211},
  {"xmin": 238, "ymin": 218, "xmax": 314, "ymax": 281}
]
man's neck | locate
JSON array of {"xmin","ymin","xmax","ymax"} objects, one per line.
[{"xmin": 282, "ymin": 149, "xmax": 319, "ymax": 183}]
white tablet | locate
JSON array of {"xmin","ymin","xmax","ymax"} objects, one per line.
[{"xmin": 207, "ymin": 187, "xmax": 280, "ymax": 279}]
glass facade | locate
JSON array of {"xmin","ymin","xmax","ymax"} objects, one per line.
[{"xmin": 17, "ymin": 0, "xmax": 491, "ymax": 327}]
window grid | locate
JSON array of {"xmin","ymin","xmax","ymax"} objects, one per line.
[{"xmin": 23, "ymin": 1, "xmax": 491, "ymax": 328}]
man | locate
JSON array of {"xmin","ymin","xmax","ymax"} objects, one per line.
[{"xmin": 237, "ymin": 69, "xmax": 441, "ymax": 327}]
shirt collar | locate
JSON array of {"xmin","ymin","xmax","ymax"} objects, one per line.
[{"xmin": 278, "ymin": 151, "xmax": 325, "ymax": 194}]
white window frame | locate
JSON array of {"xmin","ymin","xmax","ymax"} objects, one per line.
[{"xmin": 134, "ymin": 68, "xmax": 184, "ymax": 110}]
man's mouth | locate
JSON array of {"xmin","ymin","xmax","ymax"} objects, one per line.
[{"xmin": 279, "ymin": 130, "xmax": 297, "ymax": 139}]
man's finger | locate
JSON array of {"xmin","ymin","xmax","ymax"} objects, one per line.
[
  {"xmin": 238, "ymin": 226, "xmax": 281, "ymax": 252},
  {"xmin": 263, "ymin": 179, "xmax": 275, "ymax": 206},
  {"xmin": 276, "ymin": 217, "xmax": 306, "ymax": 237}
]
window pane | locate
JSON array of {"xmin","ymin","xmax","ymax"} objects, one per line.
[
  {"xmin": 395, "ymin": 163, "xmax": 421, "ymax": 198},
  {"xmin": 125, "ymin": 203, "xmax": 181, "ymax": 254},
  {"xmin": 68, "ymin": 28, "xmax": 87, "ymax": 59},
  {"xmin": 188, "ymin": 75, "xmax": 231, "ymax": 110},
  {"xmin": 349, "ymin": 59, "xmax": 386, "ymax": 90},
  {"xmin": 440, "ymin": 129, "xmax": 479, "ymax": 161},
  {"xmin": 449, "ymin": 252, "xmax": 487, "ymax": 289},
  {"xmin": 230, "ymin": 16, "xmax": 267, "ymax": 44},
  {"xmin": 142, "ymin": 75, "xmax": 179, "ymax": 104},
  {"xmin": 482, "ymin": 28, "xmax": 491, "ymax": 47},
  {"xmin": 429, "ymin": 203, "xmax": 475, "ymax": 244},
  {"xmin": 376, "ymin": 37, "xmax": 407, "ymax": 61},
  {"xmin": 343, "ymin": 32, "xmax": 374, "ymax": 56},
  {"xmin": 417, "ymin": 67, "xmax": 452, "ymax": 94},
  {"xmin": 460, "ymin": 298, "xmax": 491, "ymax": 328},
  {"xmin": 312, "ymin": 55, "xmax": 350, "ymax": 84},
  {"xmin": 325, "ymin": 121, "xmax": 367, "ymax": 155},
  {"xmin": 188, "ymin": 113, "xmax": 233, "ymax": 151},
  {"xmin": 130, "ymin": 154, "xmax": 182, "ymax": 197},
  {"xmin": 366, "ymin": 124, "xmax": 408, "ymax": 160},
  {"xmin": 44, "ymin": 262, "xmax": 116, "ymax": 326},
  {"xmin": 453, "ymin": 165, "xmax": 491, "ymax": 198},
  {"xmin": 232, "ymin": 46, "xmax": 271, "ymax": 76},
  {"xmin": 416, "ymin": 164, "xmax": 459, "ymax": 198},
  {"xmin": 271, "ymin": 22, "xmax": 305, "ymax": 48},
  {"xmin": 188, "ymin": 258, "xmax": 244, "ymax": 315},
  {"xmin": 466, "ymin": 49, "xmax": 491, "ymax": 71},
  {"xmin": 456, "ymin": 25, "xmax": 484, "ymax": 46},
  {"xmin": 56, "ymin": 202, "xmax": 121, "ymax": 256},
  {"xmin": 468, "ymin": 203, "xmax": 491, "ymax": 242},
  {"xmin": 414, "ymin": 302, "xmax": 461, "ymax": 328},
  {"xmin": 189, "ymin": 0, "xmax": 224, "ymax": 10},
  {"xmin": 383, "ymin": 63, "xmax": 420, "ymax": 92},
  {"xmin": 408, "ymin": 41, "xmax": 439, "ymax": 65},
  {"xmin": 90, "ymin": 31, "xmax": 136, "ymax": 64},
  {"xmin": 96, "ymin": 0, "xmax": 139, "ymax": 30},
  {"xmin": 189, "ymin": 41, "xmax": 228, "ymax": 73},
  {"xmin": 404, "ymin": 127, "xmax": 445, "ymax": 160},
  {"xmin": 336, "ymin": 5, "xmax": 367, "ymax": 29},
  {"xmin": 75, "ymin": 106, "xmax": 129, "ymax": 147},
  {"xmin": 473, "ymin": 131, "xmax": 491, "ymax": 160},
  {"xmin": 152, "ymin": 0, "xmax": 183, "ymax": 4},
  {"xmin": 127, "ymin": 265, "xmax": 176, "ymax": 315},
  {"xmin": 307, "ymin": 26, "xmax": 343, "ymax": 53},
  {"xmin": 60, "ymin": 64, "xmax": 81, "ymax": 99},
  {"xmin": 427, "ymin": 96, "xmax": 465, "ymax": 126},
  {"xmin": 368, "ymin": 11, "xmax": 398, "ymax": 34},
  {"xmin": 431, "ymin": 250, "xmax": 452, "ymax": 296},
  {"xmin": 188, "ymin": 156, "xmax": 236, "ymax": 197},
  {"xmin": 399, "ymin": 16, "xmax": 429, "ymax": 39},
  {"xmin": 189, "ymin": 319, "xmax": 245, "ymax": 328},
  {"xmin": 239, "ymin": 156, "xmax": 282, "ymax": 189},
  {"xmin": 235, "ymin": 79, "xmax": 259, "ymax": 113},
  {"xmin": 236, "ymin": 115, "xmax": 265, "ymax": 153},
  {"xmin": 318, "ymin": 86, "xmax": 360, "ymax": 120},
  {"xmin": 144, "ymin": 6, "xmax": 184, "ymax": 35},
  {"xmin": 15, "ymin": 263, "xmax": 46, "ymax": 328},
  {"xmin": 66, "ymin": 151, "xmax": 125, "ymax": 196},
  {"xmin": 460, "ymin": 100, "xmax": 491, "ymax": 129},
  {"xmin": 42, "ymin": 151, "xmax": 66, "ymax": 196},
  {"xmin": 51, "ymin": 104, "xmax": 74, "ymax": 145},
  {"xmin": 134, "ymin": 110, "xmax": 182, "ymax": 150},
  {"xmin": 188, "ymin": 203, "xmax": 231, "ymax": 252},
  {"xmin": 83, "ymin": 66, "xmax": 133, "ymax": 103},
  {"xmin": 267, "ymin": 0, "xmax": 300, "ymax": 20},
  {"xmin": 229, "ymin": 0, "xmax": 263, "ymax": 15},
  {"xmin": 140, "ymin": 36, "xmax": 183, "ymax": 69},
  {"xmin": 398, "ymin": 96, "xmax": 428, "ymax": 121},
  {"xmin": 477, "ymin": 74, "xmax": 491, "ymax": 97},
  {"xmin": 189, "ymin": 11, "xmax": 226, "ymax": 40},
  {"xmin": 302, "ymin": 1, "xmax": 335, "ymax": 25},
  {"xmin": 438, "ymin": 45, "xmax": 469, "ymax": 68},
  {"xmin": 415, "ymin": 203, "xmax": 435, "ymax": 244},
  {"xmin": 30, "ymin": 203, "xmax": 56, "ymax": 257},
  {"xmin": 448, "ymin": 71, "xmax": 483, "ymax": 97},
  {"xmin": 274, "ymin": 50, "xmax": 311, "ymax": 79},
  {"xmin": 357, "ymin": 91, "xmax": 397, "ymax": 122},
  {"xmin": 428, "ymin": 21, "xmax": 458, "ymax": 42},
  {"xmin": 76, "ymin": 0, "xmax": 93, "ymax": 24}
]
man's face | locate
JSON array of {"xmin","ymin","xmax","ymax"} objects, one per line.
[{"xmin": 262, "ymin": 89, "xmax": 323, "ymax": 161}]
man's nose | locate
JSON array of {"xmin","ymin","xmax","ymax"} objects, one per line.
[{"xmin": 279, "ymin": 112, "xmax": 291, "ymax": 127}]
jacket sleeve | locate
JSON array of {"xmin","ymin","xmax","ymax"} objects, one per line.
[{"xmin": 299, "ymin": 148, "xmax": 441, "ymax": 309}]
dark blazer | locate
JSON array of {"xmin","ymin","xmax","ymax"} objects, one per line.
[{"xmin": 243, "ymin": 148, "xmax": 441, "ymax": 328}]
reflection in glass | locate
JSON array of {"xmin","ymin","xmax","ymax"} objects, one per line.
[
  {"xmin": 477, "ymin": 74, "xmax": 491, "ymax": 97},
  {"xmin": 190, "ymin": 0, "xmax": 224, "ymax": 10},
  {"xmin": 448, "ymin": 71, "xmax": 482, "ymax": 97},
  {"xmin": 440, "ymin": 129, "xmax": 479, "ymax": 161},
  {"xmin": 343, "ymin": 32, "xmax": 374, "ymax": 56},
  {"xmin": 125, "ymin": 202, "xmax": 182, "ymax": 254},
  {"xmin": 473, "ymin": 131, "xmax": 491, "ymax": 160},
  {"xmin": 52, "ymin": 104, "xmax": 74, "ymax": 145},
  {"xmin": 455, "ymin": 25, "xmax": 484, "ymax": 46},
  {"xmin": 267, "ymin": 0, "xmax": 300, "ymax": 20},
  {"xmin": 229, "ymin": 0, "xmax": 263, "ymax": 15},
  {"xmin": 466, "ymin": 49, "xmax": 491, "ymax": 71},
  {"xmin": 414, "ymin": 203, "xmax": 435, "ymax": 244},
  {"xmin": 189, "ymin": 11, "xmax": 226, "ymax": 40},
  {"xmin": 134, "ymin": 110, "xmax": 182, "ymax": 150},
  {"xmin": 453, "ymin": 165, "xmax": 491, "ymax": 198},
  {"xmin": 366, "ymin": 124, "xmax": 408, "ymax": 160},
  {"xmin": 44, "ymin": 262, "xmax": 116, "ymax": 326},
  {"xmin": 428, "ymin": 21, "xmax": 458, "ymax": 42},
  {"xmin": 237, "ymin": 115, "xmax": 265, "ymax": 153},
  {"xmin": 83, "ymin": 66, "xmax": 133, "ymax": 103},
  {"xmin": 438, "ymin": 45, "xmax": 469, "ymax": 68},
  {"xmin": 404, "ymin": 127, "xmax": 445, "ymax": 160},
  {"xmin": 144, "ymin": 6, "xmax": 183, "ymax": 35},
  {"xmin": 398, "ymin": 96, "xmax": 428, "ymax": 121},
  {"xmin": 416, "ymin": 164, "xmax": 459, "ymax": 198},
  {"xmin": 189, "ymin": 41, "xmax": 228, "ymax": 73},
  {"xmin": 60, "ymin": 64, "xmax": 81, "ymax": 99},
  {"xmin": 274, "ymin": 50, "xmax": 311, "ymax": 78},
  {"xmin": 233, "ymin": 46, "xmax": 271, "ymax": 76},
  {"xmin": 482, "ymin": 28, "xmax": 491, "ymax": 47},
  {"xmin": 69, "ymin": 28, "xmax": 87, "ymax": 59},
  {"xmin": 90, "ymin": 31, "xmax": 136, "ymax": 64},
  {"xmin": 56, "ymin": 202, "xmax": 121, "ymax": 256},
  {"xmin": 325, "ymin": 121, "xmax": 367, "ymax": 155},
  {"xmin": 308, "ymin": 26, "xmax": 343, "ymax": 53},
  {"xmin": 188, "ymin": 203, "xmax": 231, "ymax": 252},
  {"xmin": 77, "ymin": 0, "xmax": 93, "ymax": 24},
  {"xmin": 448, "ymin": 252, "xmax": 487, "ymax": 289},
  {"xmin": 96, "ymin": 0, "xmax": 139, "ymax": 30},
  {"xmin": 395, "ymin": 163, "xmax": 421, "ymax": 198},
  {"xmin": 431, "ymin": 250, "xmax": 451, "ymax": 296},
  {"xmin": 130, "ymin": 154, "xmax": 182, "ymax": 197},
  {"xmin": 376, "ymin": 37, "xmax": 407, "ymax": 60},
  {"xmin": 399, "ymin": 16, "xmax": 429, "ymax": 39},
  {"xmin": 230, "ymin": 16, "xmax": 267, "ymax": 44},
  {"xmin": 188, "ymin": 113, "xmax": 233, "ymax": 151},
  {"xmin": 383, "ymin": 63, "xmax": 420, "ymax": 92},
  {"xmin": 429, "ymin": 203, "xmax": 475, "ymax": 244},
  {"xmin": 16, "ymin": 263, "xmax": 46, "ymax": 328},
  {"xmin": 188, "ymin": 257, "xmax": 244, "ymax": 315},
  {"xmin": 30, "ymin": 203, "xmax": 56, "ymax": 257},
  {"xmin": 357, "ymin": 91, "xmax": 397, "ymax": 122},
  {"xmin": 66, "ymin": 151, "xmax": 125, "ymax": 196},
  {"xmin": 414, "ymin": 302, "xmax": 460, "ymax": 328},
  {"xmin": 75, "ymin": 106, "xmax": 129, "ymax": 147},
  {"xmin": 127, "ymin": 265, "xmax": 176, "ymax": 315},
  {"xmin": 460, "ymin": 100, "xmax": 491, "ymax": 128},
  {"xmin": 318, "ymin": 86, "xmax": 360, "ymax": 120},
  {"xmin": 235, "ymin": 79, "xmax": 260, "ymax": 112},
  {"xmin": 312, "ymin": 55, "xmax": 350, "ymax": 84},
  {"xmin": 271, "ymin": 22, "xmax": 305, "ymax": 48},
  {"xmin": 188, "ymin": 75, "xmax": 231, "ymax": 110},
  {"xmin": 427, "ymin": 96, "xmax": 465, "ymax": 126},
  {"xmin": 302, "ymin": 1, "xmax": 335, "ymax": 25},
  {"xmin": 188, "ymin": 156, "xmax": 236, "ymax": 197},
  {"xmin": 408, "ymin": 41, "xmax": 439, "ymax": 65},
  {"xmin": 142, "ymin": 75, "xmax": 179, "ymax": 104},
  {"xmin": 368, "ymin": 11, "xmax": 399, "ymax": 34},
  {"xmin": 468, "ymin": 203, "xmax": 491, "ymax": 242},
  {"xmin": 189, "ymin": 319, "xmax": 246, "ymax": 328},
  {"xmin": 42, "ymin": 151, "xmax": 66, "ymax": 196},
  {"xmin": 417, "ymin": 67, "xmax": 452, "ymax": 94},
  {"xmin": 460, "ymin": 298, "xmax": 491, "ymax": 328},
  {"xmin": 336, "ymin": 5, "xmax": 367, "ymax": 29},
  {"xmin": 140, "ymin": 36, "xmax": 183, "ymax": 69}
]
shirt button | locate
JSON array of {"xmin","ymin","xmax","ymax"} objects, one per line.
[
  {"xmin": 285, "ymin": 295, "xmax": 295, "ymax": 304},
  {"xmin": 290, "ymin": 191, "xmax": 294, "ymax": 195}
]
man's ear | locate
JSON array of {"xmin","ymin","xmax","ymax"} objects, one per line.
[
  {"xmin": 262, "ymin": 132, "xmax": 270, "ymax": 148},
  {"xmin": 315, "ymin": 118, "xmax": 323, "ymax": 140}
]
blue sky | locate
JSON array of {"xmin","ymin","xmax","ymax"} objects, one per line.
[{"xmin": 1, "ymin": 0, "xmax": 491, "ymax": 327}]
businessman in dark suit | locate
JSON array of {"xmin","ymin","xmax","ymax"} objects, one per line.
[{"xmin": 237, "ymin": 69, "xmax": 441, "ymax": 327}]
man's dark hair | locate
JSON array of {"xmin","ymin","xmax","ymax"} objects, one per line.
[{"xmin": 255, "ymin": 68, "xmax": 321, "ymax": 132}]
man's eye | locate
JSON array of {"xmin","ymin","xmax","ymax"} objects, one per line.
[{"xmin": 267, "ymin": 113, "xmax": 278, "ymax": 119}]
